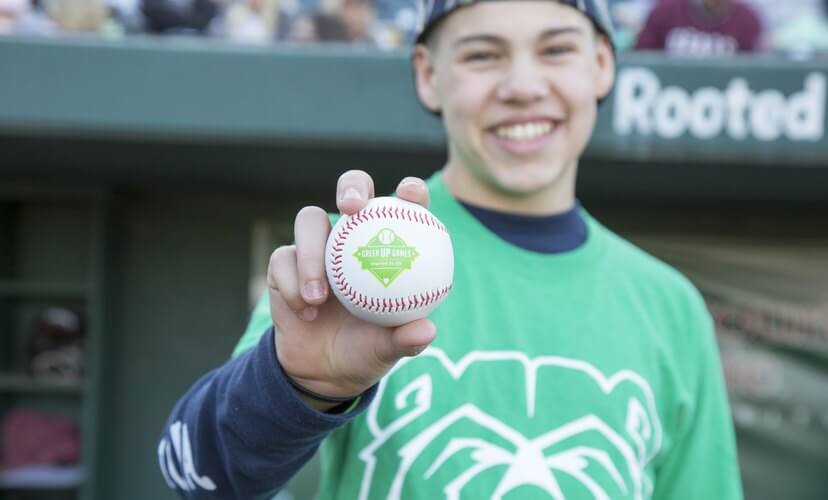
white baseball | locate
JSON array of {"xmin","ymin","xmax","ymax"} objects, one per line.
[{"xmin": 325, "ymin": 197, "xmax": 454, "ymax": 327}]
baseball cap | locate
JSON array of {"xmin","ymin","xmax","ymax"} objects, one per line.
[{"xmin": 415, "ymin": 0, "xmax": 615, "ymax": 47}]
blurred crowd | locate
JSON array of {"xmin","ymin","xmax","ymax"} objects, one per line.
[
  {"xmin": 1, "ymin": 0, "xmax": 827, "ymax": 55},
  {"xmin": 0, "ymin": 0, "xmax": 417, "ymax": 48}
]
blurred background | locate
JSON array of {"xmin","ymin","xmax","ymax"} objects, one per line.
[{"xmin": 0, "ymin": 0, "xmax": 827, "ymax": 499}]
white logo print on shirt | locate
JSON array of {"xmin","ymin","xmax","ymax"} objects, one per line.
[
  {"xmin": 159, "ymin": 421, "xmax": 217, "ymax": 492},
  {"xmin": 357, "ymin": 349, "xmax": 663, "ymax": 499}
]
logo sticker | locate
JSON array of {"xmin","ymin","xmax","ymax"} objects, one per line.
[{"xmin": 354, "ymin": 228, "xmax": 420, "ymax": 287}]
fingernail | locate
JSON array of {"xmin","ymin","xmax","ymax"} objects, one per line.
[
  {"xmin": 400, "ymin": 177, "xmax": 420, "ymax": 187},
  {"xmin": 300, "ymin": 307, "xmax": 318, "ymax": 322},
  {"xmin": 341, "ymin": 187, "xmax": 361, "ymax": 202},
  {"xmin": 302, "ymin": 280, "xmax": 325, "ymax": 301},
  {"xmin": 411, "ymin": 345, "xmax": 428, "ymax": 356}
]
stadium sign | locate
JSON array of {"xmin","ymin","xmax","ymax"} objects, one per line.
[{"xmin": 613, "ymin": 67, "xmax": 826, "ymax": 142}]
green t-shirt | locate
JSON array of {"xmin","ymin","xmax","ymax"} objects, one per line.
[{"xmin": 235, "ymin": 173, "xmax": 742, "ymax": 500}]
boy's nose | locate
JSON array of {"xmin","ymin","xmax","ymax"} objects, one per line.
[{"xmin": 496, "ymin": 58, "xmax": 550, "ymax": 104}]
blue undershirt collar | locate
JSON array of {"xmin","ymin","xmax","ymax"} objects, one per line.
[{"xmin": 459, "ymin": 200, "xmax": 587, "ymax": 254}]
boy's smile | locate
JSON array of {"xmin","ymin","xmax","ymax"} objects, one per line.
[
  {"xmin": 413, "ymin": 1, "xmax": 615, "ymax": 214},
  {"xmin": 488, "ymin": 116, "xmax": 560, "ymax": 156}
]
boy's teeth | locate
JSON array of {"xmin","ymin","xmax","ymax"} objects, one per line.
[{"xmin": 495, "ymin": 122, "xmax": 552, "ymax": 141}]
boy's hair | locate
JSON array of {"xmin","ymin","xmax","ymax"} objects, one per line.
[{"xmin": 415, "ymin": 0, "xmax": 615, "ymax": 49}]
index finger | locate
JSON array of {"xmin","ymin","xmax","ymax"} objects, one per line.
[{"xmin": 294, "ymin": 206, "xmax": 332, "ymax": 306}]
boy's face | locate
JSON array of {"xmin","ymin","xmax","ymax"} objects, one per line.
[{"xmin": 413, "ymin": 1, "xmax": 614, "ymax": 213}]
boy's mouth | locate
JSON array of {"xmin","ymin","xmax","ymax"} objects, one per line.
[
  {"xmin": 487, "ymin": 118, "xmax": 560, "ymax": 155},
  {"xmin": 493, "ymin": 120, "xmax": 555, "ymax": 141}
]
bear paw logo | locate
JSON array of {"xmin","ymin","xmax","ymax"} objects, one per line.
[{"xmin": 357, "ymin": 349, "xmax": 663, "ymax": 500}]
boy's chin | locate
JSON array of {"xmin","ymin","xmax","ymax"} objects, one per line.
[{"xmin": 486, "ymin": 163, "xmax": 570, "ymax": 196}]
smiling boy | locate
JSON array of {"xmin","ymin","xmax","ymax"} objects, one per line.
[{"xmin": 160, "ymin": 1, "xmax": 743, "ymax": 499}]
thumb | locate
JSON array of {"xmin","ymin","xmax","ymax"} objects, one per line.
[{"xmin": 374, "ymin": 319, "xmax": 436, "ymax": 366}]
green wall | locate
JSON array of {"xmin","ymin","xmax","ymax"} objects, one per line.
[{"xmin": 98, "ymin": 192, "xmax": 288, "ymax": 499}]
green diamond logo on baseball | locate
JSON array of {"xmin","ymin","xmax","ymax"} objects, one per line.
[{"xmin": 353, "ymin": 228, "xmax": 420, "ymax": 288}]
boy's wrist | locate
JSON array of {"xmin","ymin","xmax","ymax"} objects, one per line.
[
  {"xmin": 297, "ymin": 394, "xmax": 348, "ymax": 413},
  {"xmin": 284, "ymin": 374, "xmax": 361, "ymax": 413},
  {"xmin": 273, "ymin": 346, "xmax": 363, "ymax": 413}
]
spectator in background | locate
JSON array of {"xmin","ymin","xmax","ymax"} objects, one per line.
[
  {"xmin": 108, "ymin": 0, "xmax": 146, "ymax": 33},
  {"xmin": 10, "ymin": 0, "xmax": 56, "ymax": 35},
  {"xmin": 284, "ymin": 0, "xmax": 400, "ymax": 47},
  {"xmin": 608, "ymin": 0, "xmax": 653, "ymax": 51},
  {"xmin": 218, "ymin": 0, "xmax": 283, "ymax": 44},
  {"xmin": 10, "ymin": 0, "xmax": 122, "ymax": 36},
  {"xmin": 282, "ymin": 12, "xmax": 316, "ymax": 41},
  {"xmin": 771, "ymin": 0, "xmax": 828, "ymax": 56},
  {"xmin": 337, "ymin": 0, "xmax": 374, "ymax": 42},
  {"xmin": 635, "ymin": 0, "xmax": 763, "ymax": 56},
  {"xmin": 141, "ymin": 0, "xmax": 218, "ymax": 34},
  {"xmin": 281, "ymin": 11, "xmax": 348, "ymax": 44},
  {"xmin": 0, "ymin": 0, "xmax": 27, "ymax": 34},
  {"xmin": 47, "ymin": 0, "xmax": 109, "ymax": 33},
  {"xmin": 305, "ymin": 0, "xmax": 377, "ymax": 44}
]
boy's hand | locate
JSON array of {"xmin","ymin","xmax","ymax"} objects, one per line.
[{"xmin": 268, "ymin": 170, "xmax": 435, "ymax": 410}]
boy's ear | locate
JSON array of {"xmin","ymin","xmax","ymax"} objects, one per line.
[
  {"xmin": 412, "ymin": 44, "xmax": 441, "ymax": 113},
  {"xmin": 594, "ymin": 35, "xmax": 616, "ymax": 100}
]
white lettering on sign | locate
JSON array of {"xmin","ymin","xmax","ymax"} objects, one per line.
[{"xmin": 613, "ymin": 68, "xmax": 826, "ymax": 142}]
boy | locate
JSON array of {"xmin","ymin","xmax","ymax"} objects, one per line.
[{"xmin": 160, "ymin": 1, "xmax": 743, "ymax": 498}]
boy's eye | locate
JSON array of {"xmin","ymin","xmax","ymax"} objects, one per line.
[
  {"xmin": 463, "ymin": 51, "xmax": 501, "ymax": 63},
  {"xmin": 542, "ymin": 45, "xmax": 574, "ymax": 56}
]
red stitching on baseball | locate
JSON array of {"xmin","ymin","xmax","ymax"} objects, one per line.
[{"xmin": 330, "ymin": 205, "xmax": 450, "ymax": 314}]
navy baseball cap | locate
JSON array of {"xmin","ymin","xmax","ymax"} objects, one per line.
[{"xmin": 415, "ymin": 0, "xmax": 615, "ymax": 46}]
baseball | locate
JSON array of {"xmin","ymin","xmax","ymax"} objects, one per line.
[{"xmin": 325, "ymin": 196, "xmax": 454, "ymax": 327}]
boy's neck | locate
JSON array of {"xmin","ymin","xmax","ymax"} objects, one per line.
[{"xmin": 441, "ymin": 162, "xmax": 578, "ymax": 216}]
